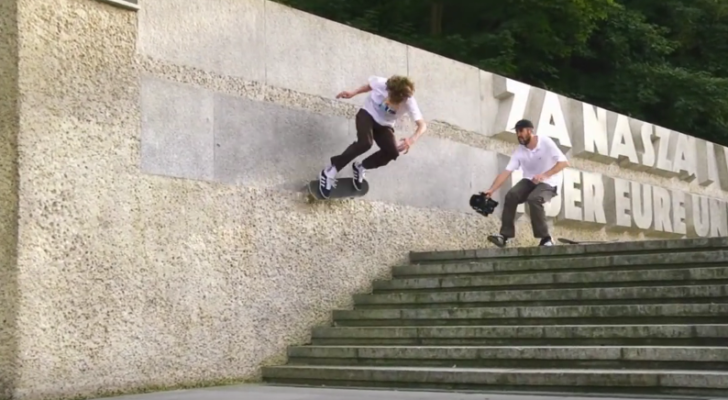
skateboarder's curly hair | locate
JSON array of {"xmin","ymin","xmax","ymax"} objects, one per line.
[{"xmin": 386, "ymin": 75, "xmax": 415, "ymax": 104}]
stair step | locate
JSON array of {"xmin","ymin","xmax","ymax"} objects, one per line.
[
  {"xmin": 395, "ymin": 250, "xmax": 728, "ymax": 277},
  {"xmin": 311, "ymin": 324, "xmax": 728, "ymax": 346},
  {"xmin": 286, "ymin": 345, "xmax": 728, "ymax": 370},
  {"xmin": 409, "ymin": 237, "xmax": 728, "ymax": 263},
  {"xmin": 268, "ymin": 239, "xmax": 728, "ymax": 397},
  {"xmin": 354, "ymin": 284, "xmax": 728, "ymax": 308},
  {"xmin": 373, "ymin": 266, "xmax": 728, "ymax": 292},
  {"xmin": 261, "ymin": 365, "xmax": 728, "ymax": 396},
  {"xmin": 332, "ymin": 304, "xmax": 728, "ymax": 326}
]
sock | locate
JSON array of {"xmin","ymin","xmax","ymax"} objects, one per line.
[{"xmin": 324, "ymin": 165, "xmax": 337, "ymax": 178}]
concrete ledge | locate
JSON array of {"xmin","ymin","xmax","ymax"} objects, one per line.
[
  {"xmin": 331, "ymin": 304, "xmax": 728, "ymax": 325},
  {"xmin": 286, "ymin": 345, "xmax": 728, "ymax": 366},
  {"xmin": 394, "ymin": 250, "xmax": 728, "ymax": 276},
  {"xmin": 311, "ymin": 324, "xmax": 728, "ymax": 339},
  {"xmin": 353, "ymin": 284, "xmax": 728, "ymax": 307},
  {"xmin": 309, "ymin": 324, "xmax": 728, "ymax": 346},
  {"xmin": 409, "ymin": 237, "xmax": 728, "ymax": 263},
  {"xmin": 262, "ymin": 365, "xmax": 728, "ymax": 393},
  {"xmin": 372, "ymin": 266, "xmax": 728, "ymax": 291}
]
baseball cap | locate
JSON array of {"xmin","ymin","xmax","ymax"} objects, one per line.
[{"xmin": 512, "ymin": 119, "xmax": 534, "ymax": 131}]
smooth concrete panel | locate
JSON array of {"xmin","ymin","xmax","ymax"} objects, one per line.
[
  {"xmin": 265, "ymin": 1, "xmax": 408, "ymax": 105},
  {"xmin": 407, "ymin": 46, "xmax": 482, "ymax": 133},
  {"xmin": 144, "ymin": 77, "xmax": 501, "ymax": 213},
  {"xmin": 212, "ymin": 85, "xmax": 500, "ymax": 213},
  {"xmin": 364, "ymin": 136, "xmax": 501, "ymax": 214},
  {"xmin": 137, "ymin": 0, "xmax": 265, "ymax": 80},
  {"xmin": 213, "ymin": 92, "xmax": 351, "ymax": 189},
  {"xmin": 140, "ymin": 76, "xmax": 215, "ymax": 180}
]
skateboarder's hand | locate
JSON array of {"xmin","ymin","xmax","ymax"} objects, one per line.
[
  {"xmin": 336, "ymin": 91, "xmax": 355, "ymax": 99},
  {"xmin": 397, "ymin": 137, "xmax": 413, "ymax": 154},
  {"xmin": 481, "ymin": 189, "xmax": 494, "ymax": 198},
  {"xmin": 532, "ymin": 174, "xmax": 546, "ymax": 184}
]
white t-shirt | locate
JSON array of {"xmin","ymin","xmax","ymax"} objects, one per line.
[
  {"xmin": 505, "ymin": 135, "xmax": 568, "ymax": 188},
  {"xmin": 362, "ymin": 76, "xmax": 423, "ymax": 127}
]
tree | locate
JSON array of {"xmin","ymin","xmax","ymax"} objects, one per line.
[{"xmin": 274, "ymin": 0, "xmax": 728, "ymax": 144}]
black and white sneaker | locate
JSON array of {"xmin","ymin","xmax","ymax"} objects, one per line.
[
  {"xmin": 318, "ymin": 168, "xmax": 337, "ymax": 198},
  {"xmin": 539, "ymin": 237, "xmax": 554, "ymax": 246},
  {"xmin": 352, "ymin": 161, "xmax": 365, "ymax": 191},
  {"xmin": 487, "ymin": 234, "xmax": 507, "ymax": 248}
]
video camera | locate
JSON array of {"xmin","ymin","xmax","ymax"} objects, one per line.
[{"xmin": 469, "ymin": 193, "xmax": 499, "ymax": 217}]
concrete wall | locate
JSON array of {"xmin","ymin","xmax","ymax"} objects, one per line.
[
  {"xmin": 0, "ymin": 0, "xmax": 19, "ymax": 397},
  {"xmin": 5, "ymin": 0, "xmax": 728, "ymax": 399}
]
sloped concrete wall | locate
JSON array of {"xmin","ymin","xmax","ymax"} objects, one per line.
[
  {"xmin": 0, "ymin": 0, "xmax": 19, "ymax": 397},
  {"xmin": 7, "ymin": 0, "xmax": 728, "ymax": 399}
]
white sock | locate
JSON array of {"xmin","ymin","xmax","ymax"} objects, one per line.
[{"xmin": 324, "ymin": 165, "xmax": 337, "ymax": 178}]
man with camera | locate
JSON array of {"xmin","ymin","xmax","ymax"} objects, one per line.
[{"xmin": 482, "ymin": 119, "xmax": 569, "ymax": 247}]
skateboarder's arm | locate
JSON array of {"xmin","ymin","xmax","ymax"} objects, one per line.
[
  {"xmin": 412, "ymin": 119, "xmax": 427, "ymax": 140},
  {"xmin": 337, "ymin": 84, "xmax": 372, "ymax": 99},
  {"xmin": 406, "ymin": 98, "xmax": 427, "ymax": 141},
  {"xmin": 351, "ymin": 84, "xmax": 372, "ymax": 96}
]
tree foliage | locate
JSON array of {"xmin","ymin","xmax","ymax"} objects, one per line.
[{"xmin": 276, "ymin": 0, "xmax": 728, "ymax": 145}]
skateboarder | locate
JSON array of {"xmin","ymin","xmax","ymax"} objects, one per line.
[
  {"xmin": 317, "ymin": 75, "xmax": 427, "ymax": 198},
  {"xmin": 481, "ymin": 119, "xmax": 569, "ymax": 247}
]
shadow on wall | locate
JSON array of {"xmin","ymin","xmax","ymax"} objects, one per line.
[{"xmin": 0, "ymin": 0, "xmax": 19, "ymax": 397}]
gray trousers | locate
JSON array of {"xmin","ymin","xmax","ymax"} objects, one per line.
[{"xmin": 500, "ymin": 178, "xmax": 558, "ymax": 239}]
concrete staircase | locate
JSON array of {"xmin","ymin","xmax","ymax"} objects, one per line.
[{"xmin": 262, "ymin": 238, "xmax": 728, "ymax": 396}]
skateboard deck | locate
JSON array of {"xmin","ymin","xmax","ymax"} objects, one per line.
[
  {"xmin": 557, "ymin": 238, "xmax": 620, "ymax": 245},
  {"xmin": 306, "ymin": 178, "xmax": 370, "ymax": 200}
]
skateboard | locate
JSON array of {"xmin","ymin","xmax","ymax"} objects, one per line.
[
  {"xmin": 306, "ymin": 178, "xmax": 370, "ymax": 201},
  {"xmin": 557, "ymin": 238, "xmax": 620, "ymax": 245}
]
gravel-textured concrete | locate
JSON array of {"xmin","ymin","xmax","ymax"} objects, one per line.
[{"xmin": 6, "ymin": 0, "xmax": 728, "ymax": 399}]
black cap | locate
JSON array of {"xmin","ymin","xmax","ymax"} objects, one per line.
[{"xmin": 513, "ymin": 119, "xmax": 534, "ymax": 131}]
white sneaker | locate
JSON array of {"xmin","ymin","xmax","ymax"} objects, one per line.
[
  {"xmin": 487, "ymin": 234, "xmax": 507, "ymax": 248},
  {"xmin": 539, "ymin": 237, "xmax": 554, "ymax": 246},
  {"xmin": 318, "ymin": 166, "xmax": 337, "ymax": 198},
  {"xmin": 352, "ymin": 162, "xmax": 365, "ymax": 191}
]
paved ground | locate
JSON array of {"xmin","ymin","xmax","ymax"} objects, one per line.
[{"xmin": 92, "ymin": 385, "xmax": 725, "ymax": 400}]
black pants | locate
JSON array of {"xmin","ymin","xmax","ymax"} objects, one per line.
[
  {"xmin": 330, "ymin": 109, "xmax": 399, "ymax": 171},
  {"xmin": 500, "ymin": 178, "xmax": 558, "ymax": 238}
]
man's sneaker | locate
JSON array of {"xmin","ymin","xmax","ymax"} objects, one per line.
[
  {"xmin": 487, "ymin": 234, "xmax": 507, "ymax": 248},
  {"xmin": 539, "ymin": 237, "xmax": 554, "ymax": 246},
  {"xmin": 352, "ymin": 162, "xmax": 365, "ymax": 191},
  {"xmin": 318, "ymin": 168, "xmax": 337, "ymax": 198}
]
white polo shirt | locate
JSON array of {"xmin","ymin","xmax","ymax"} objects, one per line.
[
  {"xmin": 505, "ymin": 135, "xmax": 568, "ymax": 188},
  {"xmin": 362, "ymin": 76, "xmax": 423, "ymax": 127}
]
